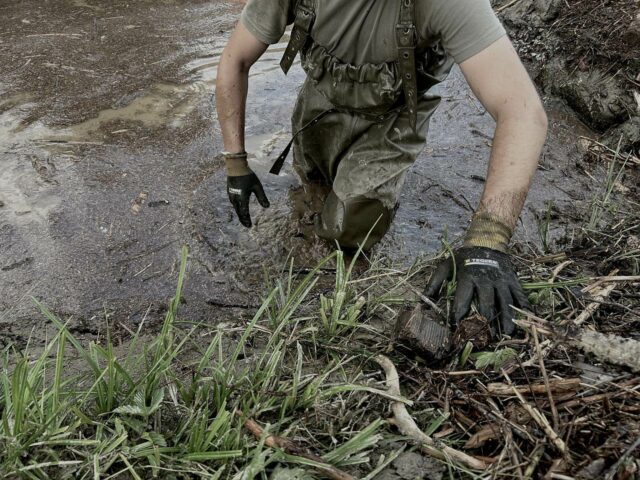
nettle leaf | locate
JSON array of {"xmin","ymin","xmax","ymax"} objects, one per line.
[
  {"xmin": 113, "ymin": 404, "xmax": 146, "ymax": 416},
  {"xmin": 148, "ymin": 388, "xmax": 165, "ymax": 415},
  {"xmin": 472, "ymin": 348, "xmax": 517, "ymax": 371},
  {"xmin": 113, "ymin": 388, "xmax": 164, "ymax": 417},
  {"xmin": 143, "ymin": 431, "xmax": 167, "ymax": 447}
]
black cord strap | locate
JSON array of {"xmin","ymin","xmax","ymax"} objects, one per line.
[{"xmin": 269, "ymin": 108, "xmax": 336, "ymax": 175}]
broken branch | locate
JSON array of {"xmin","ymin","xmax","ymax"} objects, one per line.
[
  {"xmin": 513, "ymin": 313, "xmax": 640, "ymax": 372},
  {"xmin": 235, "ymin": 410, "xmax": 355, "ymax": 480},
  {"xmin": 486, "ymin": 378, "xmax": 581, "ymax": 396},
  {"xmin": 505, "ymin": 378, "xmax": 568, "ymax": 457},
  {"xmin": 574, "ymin": 282, "xmax": 618, "ymax": 326},
  {"xmin": 375, "ymin": 355, "xmax": 490, "ymax": 471},
  {"xmin": 533, "ymin": 326, "xmax": 560, "ymax": 432}
]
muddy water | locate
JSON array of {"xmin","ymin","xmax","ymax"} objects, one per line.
[{"xmin": 0, "ymin": 0, "xmax": 598, "ymax": 345}]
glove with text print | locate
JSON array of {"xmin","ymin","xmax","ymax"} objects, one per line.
[
  {"xmin": 425, "ymin": 213, "xmax": 529, "ymax": 335},
  {"xmin": 224, "ymin": 151, "xmax": 270, "ymax": 228}
]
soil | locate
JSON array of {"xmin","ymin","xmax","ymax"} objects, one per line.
[
  {"xmin": 496, "ymin": 0, "xmax": 640, "ymax": 151},
  {"xmin": 0, "ymin": 0, "xmax": 601, "ymax": 348}
]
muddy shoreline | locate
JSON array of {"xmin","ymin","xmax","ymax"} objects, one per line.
[{"xmin": 496, "ymin": 0, "xmax": 640, "ymax": 152}]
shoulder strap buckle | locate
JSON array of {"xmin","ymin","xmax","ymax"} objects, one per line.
[
  {"xmin": 395, "ymin": 24, "xmax": 417, "ymax": 48},
  {"xmin": 280, "ymin": 1, "xmax": 316, "ymax": 74},
  {"xmin": 396, "ymin": 0, "xmax": 418, "ymax": 131},
  {"xmin": 295, "ymin": 4, "xmax": 315, "ymax": 32}
]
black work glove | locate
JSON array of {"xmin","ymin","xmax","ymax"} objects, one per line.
[
  {"xmin": 425, "ymin": 246, "xmax": 530, "ymax": 335},
  {"xmin": 223, "ymin": 151, "xmax": 270, "ymax": 228},
  {"xmin": 227, "ymin": 173, "xmax": 270, "ymax": 228}
]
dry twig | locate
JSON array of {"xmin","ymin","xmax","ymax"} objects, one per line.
[
  {"xmin": 574, "ymin": 283, "xmax": 618, "ymax": 326},
  {"xmin": 524, "ymin": 445, "xmax": 545, "ymax": 479},
  {"xmin": 556, "ymin": 378, "xmax": 640, "ymax": 410},
  {"xmin": 408, "ymin": 284, "xmax": 444, "ymax": 315},
  {"xmin": 375, "ymin": 355, "xmax": 490, "ymax": 471},
  {"xmin": 486, "ymin": 378, "xmax": 581, "ymax": 396},
  {"xmin": 235, "ymin": 410, "xmax": 355, "ymax": 480},
  {"xmin": 496, "ymin": 0, "xmax": 521, "ymax": 13},
  {"xmin": 603, "ymin": 434, "xmax": 640, "ymax": 480},
  {"xmin": 502, "ymin": 372, "xmax": 568, "ymax": 457},
  {"xmin": 464, "ymin": 424, "xmax": 500, "ymax": 449},
  {"xmin": 533, "ymin": 326, "xmax": 560, "ymax": 432},
  {"xmin": 574, "ymin": 271, "xmax": 619, "ymax": 326}
]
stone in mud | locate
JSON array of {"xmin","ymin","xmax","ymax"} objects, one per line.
[
  {"xmin": 270, "ymin": 466, "xmax": 314, "ymax": 480},
  {"xmin": 603, "ymin": 117, "xmax": 640, "ymax": 152},
  {"xmin": 540, "ymin": 59, "xmax": 631, "ymax": 131},
  {"xmin": 376, "ymin": 451, "xmax": 445, "ymax": 480},
  {"xmin": 394, "ymin": 304, "xmax": 451, "ymax": 360},
  {"xmin": 623, "ymin": 12, "xmax": 640, "ymax": 45},
  {"xmin": 535, "ymin": 0, "xmax": 563, "ymax": 21},
  {"xmin": 497, "ymin": 0, "xmax": 541, "ymax": 26},
  {"xmin": 452, "ymin": 314, "xmax": 491, "ymax": 350},
  {"xmin": 575, "ymin": 458, "xmax": 606, "ymax": 480}
]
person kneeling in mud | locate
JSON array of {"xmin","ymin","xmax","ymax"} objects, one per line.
[{"xmin": 215, "ymin": 0, "xmax": 548, "ymax": 336}]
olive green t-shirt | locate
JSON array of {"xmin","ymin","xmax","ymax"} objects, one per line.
[{"xmin": 241, "ymin": 0, "xmax": 506, "ymax": 66}]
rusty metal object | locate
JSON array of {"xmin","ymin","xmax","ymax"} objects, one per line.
[{"xmin": 395, "ymin": 304, "xmax": 451, "ymax": 360}]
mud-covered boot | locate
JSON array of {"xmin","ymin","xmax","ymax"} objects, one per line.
[{"xmin": 314, "ymin": 190, "xmax": 394, "ymax": 250}]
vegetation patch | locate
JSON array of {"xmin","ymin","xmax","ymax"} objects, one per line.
[{"xmin": 1, "ymin": 142, "xmax": 639, "ymax": 479}]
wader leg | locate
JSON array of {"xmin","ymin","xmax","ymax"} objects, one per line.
[
  {"xmin": 291, "ymin": 82, "xmax": 442, "ymax": 251},
  {"xmin": 314, "ymin": 190, "xmax": 395, "ymax": 250}
]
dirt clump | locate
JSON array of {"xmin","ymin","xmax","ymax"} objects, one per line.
[
  {"xmin": 496, "ymin": 0, "xmax": 640, "ymax": 152},
  {"xmin": 452, "ymin": 314, "xmax": 492, "ymax": 350},
  {"xmin": 376, "ymin": 452, "xmax": 445, "ymax": 480}
]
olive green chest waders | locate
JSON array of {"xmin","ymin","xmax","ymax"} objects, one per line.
[{"xmin": 275, "ymin": 0, "xmax": 454, "ymax": 250}]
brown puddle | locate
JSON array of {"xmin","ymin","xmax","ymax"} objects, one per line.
[{"xmin": 1, "ymin": 39, "xmax": 295, "ymax": 145}]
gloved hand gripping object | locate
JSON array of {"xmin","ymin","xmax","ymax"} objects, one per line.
[
  {"xmin": 224, "ymin": 152, "xmax": 270, "ymax": 228},
  {"xmin": 425, "ymin": 213, "xmax": 530, "ymax": 335}
]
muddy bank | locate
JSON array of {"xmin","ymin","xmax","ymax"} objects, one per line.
[
  {"xmin": 496, "ymin": 0, "xmax": 640, "ymax": 152},
  {"xmin": 0, "ymin": 0, "xmax": 242, "ymax": 126},
  {"xmin": 0, "ymin": 0, "xmax": 604, "ymax": 346}
]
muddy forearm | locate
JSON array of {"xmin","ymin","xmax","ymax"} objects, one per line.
[
  {"xmin": 459, "ymin": 36, "xmax": 548, "ymax": 241},
  {"xmin": 474, "ymin": 110, "xmax": 548, "ymax": 232},
  {"xmin": 215, "ymin": 61, "xmax": 249, "ymax": 154}
]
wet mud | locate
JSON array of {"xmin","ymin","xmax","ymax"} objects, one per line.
[
  {"xmin": 0, "ymin": 0, "xmax": 601, "ymax": 346},
  {"xmin": 496, "ymin": 0, "xmax": 640, "ymax": 152}
]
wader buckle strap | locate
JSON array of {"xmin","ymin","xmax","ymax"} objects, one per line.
[
  {"xmin": 396, "ymin": 0, "xmax": 418, "ymax": 131},
  {"xmin": 280, "ymin": 1, "xmax": 315, "ymax": 74}
]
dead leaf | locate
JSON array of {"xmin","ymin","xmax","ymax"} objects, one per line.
[
  {"xmin": 131, "ymin": 191, "xmax": 148, "ymax": 215},
  {"xmin": 464, "ymin": 424, "xmax": 500, "ymax": 449}
]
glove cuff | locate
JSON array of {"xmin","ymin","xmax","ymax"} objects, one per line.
[
  {"xmin": 224, "ymin": 151, "xmax": 251, "ymax": 177},
  {"xmin": 463, "ymin": 212, "xmax": 512, "ymax": 253}
]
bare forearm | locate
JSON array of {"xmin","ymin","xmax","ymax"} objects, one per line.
[
  {"xmin": 216, "ymin": 62, "xmax": 249, "ymax": 154},
  {"xmin": 215, "ymin": 22, "xmax": 269, "ymax": 155},
  {"xmin": 475, "ymin": 110, "xmax": 547, "ymax": 231},
  {"xmin": 459, "ymin": 36, "xmax": 548, "ymax": 235}
]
